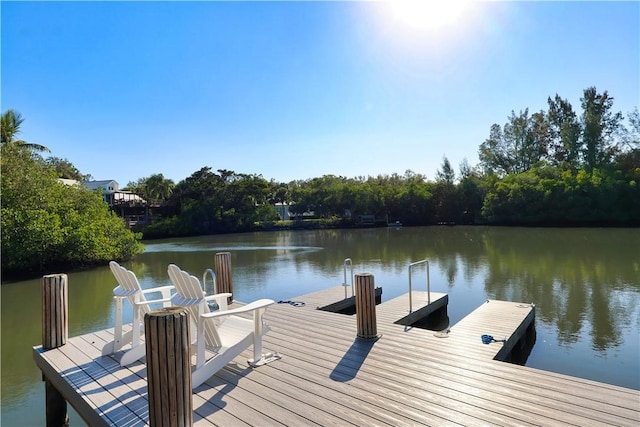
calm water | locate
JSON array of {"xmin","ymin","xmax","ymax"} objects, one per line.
[{"xmin": 2, "ymin": 226, "xmax": 639, "ymax": 425}]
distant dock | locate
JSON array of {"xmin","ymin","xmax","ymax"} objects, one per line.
[{"xmin": 34, "ymin": 285, "xmax": 640, "ymax": 426}]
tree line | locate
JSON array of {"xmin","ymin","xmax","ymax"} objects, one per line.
[
  {"xmin": 142, "ymin": 87, "xmax": 638, "ymax": 234},
  {"xmin": 1, "ymin": 86, "xmax": 638, "ymax": 274}
]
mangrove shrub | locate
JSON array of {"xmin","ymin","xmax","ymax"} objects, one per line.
[{"xmin": 1, "ymin": 144, "xmax": 144, "ymax": 277}]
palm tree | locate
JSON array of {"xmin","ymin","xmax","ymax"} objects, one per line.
[
  {"xmin": 1, "ymin": 109, "xmax": 50, "ymax": 153},
  {"xmin": 144, "ymin": 173, "xmax": 175, "ymax": 201}
]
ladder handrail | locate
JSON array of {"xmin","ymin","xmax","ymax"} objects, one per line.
[
  {"xmin": 408, "ymin": 259, "xmax": 430, "ymax": 313},
  {"xmin": 343, "ymin": 258, "xmax": 354, "ymax": 299},
  {"xmin": 202, "ymin": 268, "xmax": 217, "ymax": 295}
]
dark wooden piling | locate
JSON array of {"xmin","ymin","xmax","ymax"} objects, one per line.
[
  {"xmin": 145, "ymin": 307, "xmax": 192, "ymax": 427},
  {"xmin": 41, "ymin": 273, "xmax": 69, "ymax": 426},
  {"xmin": 354, "ymin": 273, "xmax": 379, "ymax": 340},
  {"xmin": 214, "ymin": 252, "xmax": 233, "ymax": 303}
]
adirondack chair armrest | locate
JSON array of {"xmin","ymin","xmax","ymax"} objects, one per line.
[
  {"xmin": 200, "ymin": 299, "xmax": 274, "ymax": 320},
  {"xmin": 140, "ymin": 285, "xmax": 175, "ymax": 299},
  {"xmin": 140, "ymin": 285, "xmax": 175, "ymax": 294},
  {"xmin": 134, "ymin": 296, "xmax": 172, "ymax": 306},
  {"xmin": 204, "ymin": 293, "xmax": 232, "ymax": 302},
  {"xmin": 204, "ymin": 293, "xmax": 232, "ymax": 311},
  {"xmin": 171, "ymin": 292, "xmax": 232, "ymax": 307}
]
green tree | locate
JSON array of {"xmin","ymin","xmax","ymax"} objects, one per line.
[
  {"xmin": 503, "ymin": 109, "xmax": 548, "ymax": 173},
  {"xmin": 1, "ymin": 143, "xmax": 144, "ymax": 275},
  {"xmin": 124, "ymin": 179, "xmax": 144, "ymax": 194},
  {"xmin": 547, "ymin": 94, "xmax": 582, "ymax": 168},
  {"xmin": 580, "ymin": 87, "xmax": 623, "ymax": 171},
  {"xmin": 126, "ymin": 174, "xmax": 175, "ymax": 201},
  {"xmin": 45, "ymin": 156, "xmax": 91, "ymax": 181},
  {"xmin": 481, "ymin": 165, "xmax": 638, "ymax": 225},
  {"xmin": 432, "ymin": 156, "xmax": 458, "ymax": 223},
  {"xmin": 1, "ymin": 109, "xmax": 50, "ymax": 153},
  {"xmin": 144, "ymin": 173, "xmax": 175, "ymax": 201},
  {"xmin": 457, "ymin": 159, "xmax": 485, "ymax": 224},
  {"xmin": 619, "ymin": 107, "xmax": 640, "ymax": 150},
  {"xmin": 397, "ymin": 170, "xmax": 433, "ymax": 225},
  {"xmin": 502, "ymin": 109, "xmax": 531, "ymax": 173},
  {"xmin": 148, "ymin": 168, "xmax": 275, "ymax": 236},
  {"xmin": 289, "ymin": 175, "xmax": 348, "ymax": 219},
  {"xmin": 527, "ymin": 110, "xmax": 551, "ymax": 167},
  {"xmin": 479, "ymin": 123, "xmax": 512, "ymax": 176},
  {"xmin": 435, "ymin": 156, "xmax": 455, "ymax": 184},
  {"xmin": 268, "ymin": 181, "xmax": 290, "ymax": 204},
  {"xmin": 614, "ymin": 108, "xmax": 640, "ymax": 178},
  {"xmin": 479, "ymin": 110, "xmax": 547, "ymax": 176}
]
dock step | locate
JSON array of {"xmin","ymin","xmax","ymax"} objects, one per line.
[
  {"xmin": 317, "ymin": 287, "xmax": 383, "ymax": 315},
  {"xmin": 378, "ymin": 291, "xmax": 449, "ymax": 328}
]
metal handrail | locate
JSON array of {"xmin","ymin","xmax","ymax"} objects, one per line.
[
  {"xmin": 343, "ymin": 258, "xmax": 354, "ymax": 299},
  {"xmin": 408, "ymin": 259, "xmax": 430, "ymax": 313},
  {"xmin": 202, "ymin": 268, "xmax": 217, "ymax": 295}
]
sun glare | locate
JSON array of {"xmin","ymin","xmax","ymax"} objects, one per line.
[{"xmin": 387, "ymin": 0, "xmax": 473, "ymax": 32}]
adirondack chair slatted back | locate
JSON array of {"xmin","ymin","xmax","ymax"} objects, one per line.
[
  {"xmin": 168, "ymin": 264, "xmax": 222, "ymax": 348},
  {"xmin": 110, "ymin": 261, "xmax": 151, "ymax": 315}
]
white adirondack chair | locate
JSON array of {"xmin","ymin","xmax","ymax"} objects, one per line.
[
  {"xmin": 102, "ymin": 261, "xmax": 174, "ymax": 366},
  {"xmin": 167, "ymin": 263, "xmax": 275, "ymax": 389}
]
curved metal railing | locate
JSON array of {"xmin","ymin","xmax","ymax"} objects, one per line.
[
  {"xmin": 342, "ymin": 258, "xmax": 354, "ymax": 299},
  {"xmin": 202, "ymin": 268, "xmax": 217, "ymax": 296},
  {"xmin": 408, "ymin": 259, "xmax": 430, "ymax": 313}
]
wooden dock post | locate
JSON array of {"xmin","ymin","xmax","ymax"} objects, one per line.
[
  {"xmin": 214, "ymin": 252, "xmax": 233, "ymax": 303},
  {"xmin": 145, "ymin": 307, "xmax": 192, "ymax": 427},
  {"xmin": 41, "ymin": 273, "xmax": 69, "ymax": 427},
  {"xmin": 355, "ymin": 273, "xmax": 380, "ymax": 340}
]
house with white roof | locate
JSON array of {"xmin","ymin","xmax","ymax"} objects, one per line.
[{"xmin": 59, "ymin": 179, "xmax": 153, "ymax": 227}]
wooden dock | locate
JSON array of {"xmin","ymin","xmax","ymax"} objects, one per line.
[{"xmin": 33, "ymin": 287, "xmax": 640, "ymax": 426}]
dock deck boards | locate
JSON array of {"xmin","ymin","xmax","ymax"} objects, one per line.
[{"xmin": 33, "ymin": 287, "xmax": 640, "ymax": 426}]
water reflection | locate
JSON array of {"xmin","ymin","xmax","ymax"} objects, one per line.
[
  {"xmin": 2, "ymin": 226, "xmax": 639, "ymax": 425},
  {"xmin": 480, "ymin": 228, "xmax": 640, "ymax": 355}
]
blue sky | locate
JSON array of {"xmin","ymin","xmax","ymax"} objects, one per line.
[{"xmin": 2, "ymin": 1, "xmax": 638, "ymax": 186}]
